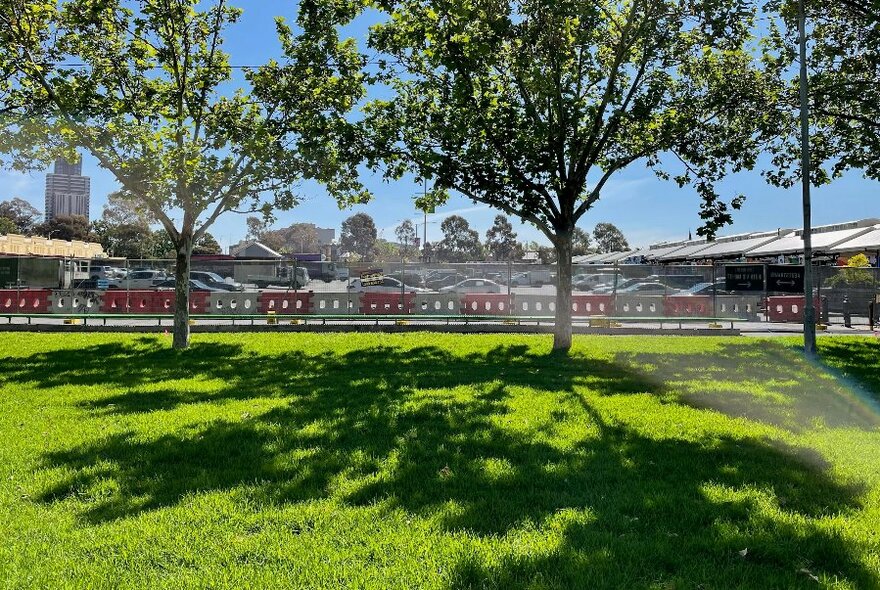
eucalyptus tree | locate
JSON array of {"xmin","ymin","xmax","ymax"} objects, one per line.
[
  {"xmin": 0, "ymin": 0, "xmax": 365, "ymax": 348},
  {"xmin": 361, "ymin": 0, "xmax": 770, "ymax": 349}
]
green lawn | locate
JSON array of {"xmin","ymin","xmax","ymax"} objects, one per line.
[{"xmin": 0, "ymin": 333, "xmax": 878, "ymax": 589}]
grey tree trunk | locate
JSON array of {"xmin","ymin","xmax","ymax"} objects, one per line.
[
  {"xmin": 172, "ymin": 232, "xmax": 193, "ymax": 350},
  {"xmin": 554, "ymin": 233, "xmax": 573, "ymax": 351}
]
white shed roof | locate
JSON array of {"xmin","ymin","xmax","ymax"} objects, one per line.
[{"xmin": 750, "ymin": 226, "xmax": 876, "ymax": 256}]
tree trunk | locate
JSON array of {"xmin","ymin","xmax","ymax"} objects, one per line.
[
  {"xmin": 172, "ymin": 231, "xmax": 193, "ymax": 350},
  {"xmin": 554, "ymin": 232, "xmax": 573, "ymax": 351}
]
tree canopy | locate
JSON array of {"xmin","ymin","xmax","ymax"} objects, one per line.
[
  {"xmin": 341, "ymin": 213, "xmax": 378, "ymax": 261},
  {"xmin": 436, "ymin": 215, "xmax": 483, "ymax": 262},
  {"xmin": 485, "ymin": 215, "xmax": 522, "ymax": 261},
  {"xmin": 360, "ymin": 0, "xmax": 770, "ymax": 348},
  {"xmin": 593, "ymin": 222, "xmax": 630, "ymax": 253}
]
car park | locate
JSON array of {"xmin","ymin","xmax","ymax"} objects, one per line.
[
  {"xmin": 154, "ymin": 278, "xmax": 223, "ymax": 292},
  {"xmin": 438, "ymin": 278, "xmax": 503, "ymax": 294},
  {"xmin": 617, "ymin": 281, "xmax": 677, "ymax": 294},
  {"xmin": 107, "ymin": 269, "xmax": 168, "ymax": 289},
  {"xmin": 190, "ymin": 271, "xmax": 242, "ymax": 292},
  {"xmin": 347, "ymin": 277, "xmax": 429, "ymax": 293},
  {"xmin": 682, "ymin": 282, "xmax": 729, "ymax": 296}
]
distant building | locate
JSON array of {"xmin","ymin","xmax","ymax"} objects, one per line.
[
  {"xmin": 0, "ymin": 233, "xmax": 105, "ymax": 258},
  {"xmin": 45, "ymin": 157, "xmax": 90, "ymax": 221},
  {"xmin": 229, "ymin": 240, "xmax": 282, "ymax": 259}
]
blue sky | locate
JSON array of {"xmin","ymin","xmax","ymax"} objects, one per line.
[{"xmin": 3, "ymin": 0, "xmax": 878, "ymax": 250}]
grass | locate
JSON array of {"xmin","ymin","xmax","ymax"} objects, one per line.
[{"xmin": 0, "ymin": 333, "xmax": 878, "ymax": 589}]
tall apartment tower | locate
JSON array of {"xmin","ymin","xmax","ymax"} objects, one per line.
[{"xmin": 44, "ymin": 156, "xmax": 90, "ymax": 221}]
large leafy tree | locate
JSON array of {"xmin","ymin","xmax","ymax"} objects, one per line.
[
  {"xmin": 0, "ymin": 0, "xmax": 364, "ymax": 348},
  {"xmin": 436, "ymin": 215, "xmax": 483, "ymax": 262},
  {"xmin": 360, "ymin": 0, "xmax": 769, "ymax": 349},
  {"xmin": 593, "ymin": 222, "xmax": 630, "ymax": 253},
  {"xmin": 33, "ymin": 214, "xmax": 95, "ymax": 241},
  {"xmin": 340, "ymin": 212, "xmax": 378, "ymax": 261},
  {"xmin": 0, "ymin": 198, "xmax": 40, "ymax": 234},
  {"xmin": 485, "ymin": 215, "xmax": 522, "ymax": 261},
  {"xmin": 763, "ymin": 0, "xmax": 880, "ymax": 185},
  {"xmin": 394, "ymin": 219, "xmax": 419, "ymax": 259}
]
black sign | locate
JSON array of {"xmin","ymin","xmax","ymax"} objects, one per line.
[
  {"xmin": 725, "ymin": 264, "xmax": 765, "ymax": 292},
  {"xmin": 767, "ymin": 264, "xmax": 805, "ymax": 293},
  {"xmin": 360, "ymin": 268, "xmax": 383, "ymax": 287}
]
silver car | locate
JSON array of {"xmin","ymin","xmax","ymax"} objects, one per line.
[{"xmin": 438, "ymin": 278, "xmax": 503, "ymax": 294}]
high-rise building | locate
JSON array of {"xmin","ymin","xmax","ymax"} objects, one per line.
[{"xmin": 45, "ymin": 156, "xmax": 90, "ymax": 221}]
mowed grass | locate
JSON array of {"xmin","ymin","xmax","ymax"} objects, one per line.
[{"xmin": 0, "ymin": 334, "xmax": 878, "ymax": 589}]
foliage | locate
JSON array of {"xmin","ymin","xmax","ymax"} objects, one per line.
[
  {"xmin": 572, "ymin": 227, "xmax": 592, "ymax": 257},
  {"xmin": 436, "ymin": 215, "xmax": 483, "ymax": 262},
  {"xmin": 0, "ymin": 0, "xmax": 366, "ymax": 348},
  {"xmin": 485, "ymin": 215, "xmax": 522, "ymax": 261},
  {"xmin": 358, "ymin": 0, "xmax": 768, "ymax": 348},
  {"xmin": 33, "ymin": 214, "xmax": 94, "ymax": 242},
  {"xmin": 0, "ymin": 333, "xmax": 878, "ymax": 588},
  {"xmin": 192, "ymin": 232, "xmax": 222, "ymax": 256},
  {"xmin": 592, "ymin": 222, "xmax": 630, "ymax": 253},
  {"xmin": 0, "ymin": 198, "xmax": 40, "ymax": 234},
  {"xmin": 0, "ymin": 216, "xmax": 17, "ymax": 235},
  {"xmin": 341, "ymin": 213, "xmax": 378, "ymax": 261},
  {"xmin": 91, "ymin": 220, "xmax": 154, "ymax": 258},
  {"xmin": 847, "ymin": 253, "xmax": 871, "ymax": 268},
  {"xmin": 763, "ymin": 0, "xmax": 880, "ymax": 186},
  {"xmin": 826, "ymin": 254, "xmax": 875, "ymax": 288},
  {"xmin": 395, "ymin": 219, "xmax": 419, "ymax": 259}
]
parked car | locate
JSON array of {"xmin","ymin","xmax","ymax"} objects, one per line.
[
  {"xmin": 89, "ymin": 265, "xmax": 125, "ymax": 280},
  {"xmin": 348, "ymin": 277, "xmax": 429, "ymax": 293},
  {"xmin": 646, "ymin": 274, "xmax": 705, "ymax": 290},
  {"xmin": 336, "ymin": 267, "xmax": 350, "ymax": 281},
  {"xmin": 425, "ymin": 273, "xmax": 468, "ymax": 290},
  {"xmin": 190, "ymin": 271, "xmax": 242, "ymax": 292},
  {"xmin": 439, "ymin": 278, "xmax": 503, "ymax": 294},
  {"xmin": 617, "ymin": 282, "xmax": 676, "ymax": 294},
  {"xmin": 107, "ymin": 269, "xmax": 168, "ymax": 289},
  {"xmin": 574, "ymin": 273, "xmax": 624, "ymax": 291},
  {"xmin": 682, "ymin": 282, "xmax": 729, "ymax": 296},
  {"xmin": 385, "ymin": 271, "xmax": 426, "ymax": 288},
  {"xmin": 590, "ymin": 277, "xmax": 640, "ymax": 293},
  {"xmin": 509, "ymin": 270, "xmax": 555, "ymax": 287},
  {"xmin": 154, "ymin": 278, "xmax": 223, "ymax": 292}
]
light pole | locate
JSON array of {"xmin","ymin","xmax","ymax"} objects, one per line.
[{"xmin": 798, "ymin": 0, "xmax": 817, "ymax": 356}]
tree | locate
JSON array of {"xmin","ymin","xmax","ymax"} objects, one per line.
[
  {"xmin": 395, "ymin": 219, "xmax": 418, "ymax": 259},
  {"xmin": 100, "ymin": 191, "xmax": 153, "ymax": 227},
  {"xmin": 246, "ymin": 216, "xmax": 269, "ymax": 241},
  {"xmin": 593, "ymin": 223, "xmax": 630, "ymax": 254},
  {"xmin": 360, "ymin": 0, "xmax": 768, "ymax": 349},
  {"xmin": 0, "ymin": 217, "xmax": 17, "ymax": 235},
  {"xmin": 92, "ymin": 220, "xmax": 154, "ymax": 258},
  {"xmin": 274, "ymin": 223, "xmax": 320, "ymax": 254},
  {"xmin": 436, "ymin": 215, "xmax": 483, "ymax": 262},
  {"xmin": 0, "ymin": 198, "xmax": 40, "ymax": 234},
  {"xmin": 485, "ymin": 215, "xmax": 522, "ymax": 261},
  {"xmin": 340, "ymin": 213, "xmax": 377, "ymax": 261},
  {"xmin": 572, "ymin": 227, "xmax": 592, "ymax": 257},
  {"xmin": 33, "ymin": 214, "xmax": 94, "ymax": 241},
  {"xmin": 192, "ymin": 232, "xmax": 222, "ymax": 255},
  {"xmin": 763, "ymin": 0, "xmax": 880, "ymax": 185},
  {"xmin": 0, "ymin": 0, "xmax": 365, "ymax": 348}
]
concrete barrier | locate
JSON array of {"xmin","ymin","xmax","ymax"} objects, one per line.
[
  {"xmin": 767, "ymin": 296, "xmax": 822, "ymax": 322},
  {"xmin": 0, "ymin": 289, "xmax": 52, "ymax": 314},
  {"xmin": 413, "ymin": 293, "xmax": 460, "ymax": 315},
  {"xmin": 100, "ymin": 289, "xmax": 156, "ymax": 313},
  {"xmin": 207, "ymin": 291, "xmax": 260, "ymax": 314},
  {"xmin": 311, "ymin": 292, "xmax": 360, "ymax": 314},
  {"xmin": 571, "ymin": 294, "xmax": 613, "ymax": 317},
  {"xmin": 664, "ymin": 296, "xmax": 711, "ymax": 317},
  {"xmin": 361, "ymin": 292, "xmax": 415, "ymax": 314},
  {"xmin": 614, "ymin": 295, "xmax": 664, "ymax": 317},
  {"xmin": 259, "ymin": 291, "xmax": 312, "ymax": 314},
  {"xmin": 48, "ymin": 290, "xmax": 102, "ymax": 314},
  {"xmin": 461, "ymin": 293, "xmax": 512, "ymax": 315},
  {"xmin": 512, "ymin": 294, "xmax": 556, "ymax": 316},
  {"xmin": 716, "ymin": 295, "xmax": 761, "ymax": 320}
]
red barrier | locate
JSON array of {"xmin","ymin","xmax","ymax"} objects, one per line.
[
  {"xmin": 0, "ymin": 289, "xmax": 51, "ymax": 313},
  {"xmin": 259, "ymin": 291, "xmax": 312, "ymax": 314},
  {"xmin": 767, "ymin": 296, "xmax": 822, "ymax": 322},
  {"xmin": 461, "ymin": 293, "xmax": 512, "ymax": 315},
  {"xmin": 100, "ymin": 290, "xmax": 155, "ymax": 313},
  {"xmin": 361, "ymin": 292, "xmax": 415, "ymax": 314},
  {"xmin": 571, "ymin": 294, "xmax": 613, "ymax": 316},
  {"xmin": 664, "ymin": 296, "xmax": 711, "ymax": 317}
]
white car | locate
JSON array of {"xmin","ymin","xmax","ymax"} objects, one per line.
[
  {"xmin": 439, "ymin": 278, "xmax": 503, "ymax": 294},
  {"xmin": 108, "ymin": 269, "xmax": 168, "ymax": 289},
  {"xmin": 347, "ymin": 277, "xmax": 429, "ymax": 293}
]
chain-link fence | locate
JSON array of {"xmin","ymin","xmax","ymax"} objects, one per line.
[{"xmin": 2, "ymin": 254, "xmax": 879, "ymax": 325}]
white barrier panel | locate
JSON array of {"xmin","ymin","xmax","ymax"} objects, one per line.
[
  {"xmin": 512, "ymin": 294, "xmax": 557, "ymax": 316},
  {"xmin": 716, "ymin": 296, "xmax": 761, "ymax": 320},
  {"xmin": 207, "ymin": 291, "xmax": 260, "ymax": 314},
  {"xmin": 413, "ymin": 293, "xmax": 460, "ymax": 315},
  {"xmin": 310, "ymin": 292, "xmax": 360, "ymax": 314},
  {"xmin": 48, "ymin": 290, "xmax": 103, "ymax": 314},
  {"xmin": 614, "ymin": 295, "xmax": 664, "ymax": 317}
]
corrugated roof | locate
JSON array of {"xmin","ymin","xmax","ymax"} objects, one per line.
[
  {"xmin": 642, "ymin": 243, "xmax": 690, "ymax": 260},
  {"xmin": 656, "ymin": 242, "xmax": 713, "ymax": 260},
  {"xmin": 692, "ymin": 233, "xmax": 785, "ymax": 259},
  {"xmin": 750, "ymin": 226, "xmax": 876, "ymax": 256},
  {"xmin": 829, "ymin": 227, "xmax": 880, "ymax": 252}
]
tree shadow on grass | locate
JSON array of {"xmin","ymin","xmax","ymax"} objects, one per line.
[
  {"xmin": 614, "ymin": 340, "xmax": 880, "ymax": 432},
  {"xmin": 4, "ymin": 338, "xmax": 877, "ymax": 588}
]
